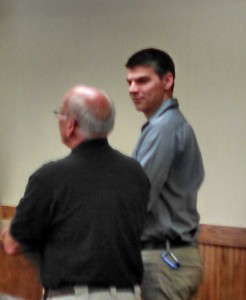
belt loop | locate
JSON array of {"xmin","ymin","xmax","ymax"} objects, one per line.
[
  {"xmin": 43, "ymin": 288, "xmax": 48, "ymax": 300},
  {"xmin": 166, "ymin": 239, "xmax": 171, "ymax": 252},
  {"xmin": 74, "ymin": 285, "xmax": 89, "ymax": 300},
  {"xmin": 110, "ymin": 286, "xmax": 117, "ymax": 299},
  {"xmin": 134, "ymin": 285, "xmax": 141, "ymax": 299}
]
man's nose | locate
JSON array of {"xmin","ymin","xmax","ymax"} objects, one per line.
[{"xmin": 129, "ymin": 82, "xmax": 138, "ymax": 93}]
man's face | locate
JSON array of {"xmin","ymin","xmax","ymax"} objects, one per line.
[
  {"xmin": 58, "ymin": 99, "xmax": 70, "ymax": 145},
  {"xmin": 127, "ymin": 65, "xmax": 171, "ymax": 118}
]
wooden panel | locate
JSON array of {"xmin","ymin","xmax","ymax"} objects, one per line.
[
  {"xmin": 1, "ymin": 206, "xmax": 246, "ymax": 299},
  {"xmin": 0, "ymin": 206, "xmax": 42, "ymax": 300},
  {"xmin": 0, "ymin": 249, "xmax": 43, "ymax": 300},
  {"xmin": 194, "ymin": 244, "xmax": 246, "ymax": 300},
  {"xmin": 0, "ymin": 205, "xmax": 16, "ymax": 219},
  {"xmin": 194, "ymin": 224, "xmax": 246, "ymax": 300}
]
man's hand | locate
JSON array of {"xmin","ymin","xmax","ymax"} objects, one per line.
[{"xmin": 0, "ymin": 227, "xmax": 22, "ymax": 255}]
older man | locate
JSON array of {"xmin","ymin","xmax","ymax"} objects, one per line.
[{"xmin": 1, "ymin": 85, "xmax": 149, "ymax": 300}]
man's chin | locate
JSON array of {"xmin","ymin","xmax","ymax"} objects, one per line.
[{"xmin": 135, "ymin": 106, "xmax": 144, "ymax": 113}]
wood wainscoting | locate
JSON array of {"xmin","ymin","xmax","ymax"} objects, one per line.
[
  {"xmin": 194, "ymin": 224, "xmax": 246, "ymax": 300},
  {"xmin": 1, "ymin": 205, "xmax": 246, "ymax": 300},
  {"xmin": 0, "ymin": 206, "xmax": 43, "ymax": 300}
]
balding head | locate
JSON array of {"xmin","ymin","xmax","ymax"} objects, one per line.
[{"xmin": 62, "ymin": 85, "xmax": 115, "ymax": 142}]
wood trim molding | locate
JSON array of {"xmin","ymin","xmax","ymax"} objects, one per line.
[
  {"xmin": 1, "ymin": 206, "xmax": 246, "ymax": 248},
  {"xmin": 199, "ymin": 224, "xmax": 246, "ymax": 248}
]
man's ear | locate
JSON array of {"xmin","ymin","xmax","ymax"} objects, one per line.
[
  {"xmin": 66, "ymin": 118, "xmax": 76, "ymax": 138},
  {"xmin": 162, "ymin": 72, "xmax": 174, "ymax": 91}
]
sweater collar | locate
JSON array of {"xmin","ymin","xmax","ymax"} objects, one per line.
[{"xmin": 71, "ymin": 138, "xmax": 109, "ymax": 154}]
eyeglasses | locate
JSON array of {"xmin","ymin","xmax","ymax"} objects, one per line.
[{"xmin": 53, "ymin": 109, "xmax": 69, "ymax": 118}]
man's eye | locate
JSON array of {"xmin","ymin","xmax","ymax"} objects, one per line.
[{"xmin": 137, "ymin": 77, "xmax": 150, "ymax": 83}]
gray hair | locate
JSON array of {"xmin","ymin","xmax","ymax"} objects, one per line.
[{"xmin": 67, "ymin": 91, "xmax": 115, "ymax": 139}]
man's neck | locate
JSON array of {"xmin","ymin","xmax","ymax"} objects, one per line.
[{"xmin": 144, "ymin": 96, "xmax": 172, "ymax": 120}]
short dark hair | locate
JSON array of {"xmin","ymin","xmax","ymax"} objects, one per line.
[{"xmin": 125, "ymin": 48, "xmax": 175, "ymax": 79}]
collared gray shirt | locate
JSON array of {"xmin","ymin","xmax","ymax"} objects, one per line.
[{"xmin": 133, "ymin": 98, "xmax": 205, "ymax": 243}]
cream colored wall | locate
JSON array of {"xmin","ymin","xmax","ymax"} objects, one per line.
[{"xmin": 0, "ymin": 0, "xmax": 245, "ymax": 227}]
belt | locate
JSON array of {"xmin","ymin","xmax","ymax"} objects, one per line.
[
  {"xmin": 47, "ymin": 286, "xmax": 135, "ymax": 297},
  {"xmin": 141, "ymin": 239, "xmax": 193, "ymax": 250}
]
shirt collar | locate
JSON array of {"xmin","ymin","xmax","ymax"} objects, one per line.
[
  {"xmin": 149, "ymin": 98, "xmax": 179, "ymax": 123},
  {"xmin": 141, "ymin": 98, "xmax": 178, "ymax": 131}
]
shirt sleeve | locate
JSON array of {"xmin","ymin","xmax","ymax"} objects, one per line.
[
  {"xmin": 10, "ymin": 172, "xmax": 53, "ymax": 251},
  {"xmin": 134, "ymin": 123, "xmax": 176, "ymax": 209}
]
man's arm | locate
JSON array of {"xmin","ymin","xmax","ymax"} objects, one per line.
[
  {"xmin": 136, "ymin": 125, "xmax": 175, "ymax": 187},
  {"xmin": 0, "ymin": 227, "xmax": 22, "ymax": 255},
  {"xmin": 134, "ymin": 124, "xmax": 176, "ymax": 211}
]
